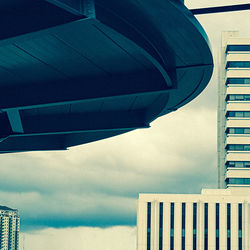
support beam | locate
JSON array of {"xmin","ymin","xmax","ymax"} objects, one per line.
[
  {"xmin": 0, "ymin": 71, "xmax": 169, "ymax": 111},
  {"xmin": 0, "ymin": 0, "xmax": 83, "ymax": 42},
  {"xmin": 46, "ymin": 0, "xmax": 95, "ymax": 17},
  {"xmin": 46, "ymin": 0, "xmax": 84, "ymax": 16},
  {"xmin": 82, "ymin": 0, "xmax": 96, "ymax": 18},
  {"xmin": 21, "ymin": 110, "xmax": 149, "ymax": 135},
  {"xmin": 190, "ymin": 4, "xmax": 250, "ymax": 15},
  {"xmin": 6, "ymin": 109, "xmax": 24, "ymax": 133},
  {"xmin": 0, "ymin": 134, "xmax": 68, "ymax": 153}
]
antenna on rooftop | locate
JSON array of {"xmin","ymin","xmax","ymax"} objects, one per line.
[{"xmin": 190, "ymin": 3, "xmax": 250, "ymax": 15}]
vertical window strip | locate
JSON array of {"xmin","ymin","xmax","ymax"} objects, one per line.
[
  {"xmin": 193, "ymin": 203, "xmax": 197, "ymax": 250},
  {"xmin": 216, "ymin": 203, "xmax": 219, "ymax": 250},
  {"xmin": 204, "ymin": 203, "xmax": 208, "ymax": 250},
  {"xmin": 181, "ymin": 203, "xmax": 186, "ymax": 250},
  {"xmin": 170, "ymin": 203, "xmax": 174, "ymax": 250},
  {"xmin": 238, "ymin": 204, "xmax": 242, "ymax": 250},
  {"xmin": 159, "ymin": 202, "xmax": 163, "ymax": 250},
  {"xmin": 147, "ymin": 202, "xmax": 151, "ymax": 250},
  {"xmin": 227, "ymin": 203, "xmax": 231, "ymax": 250}
]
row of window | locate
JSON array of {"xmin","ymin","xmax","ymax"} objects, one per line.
[
  {"xmin": 227, "ymin": 128, "xmax": 250, "ymax": 134},
  {"xmin": 227, "ymin": 94, "xmax": 250, "ymax": 101},
  {"xmin": 227, "ymin": 111, "xmax": 250, "ymax": 118},
  {"xmin": 226, "ymin": 45, "xmax": 250, "ymax": 52},
  {"xmin": 227, "ymin": 144, "xmax": 250, "ymax": 151},
  {"xmin": 226, "ymin": 178, "xmax": 250, "ymax": 185},
  {"xmin": 226, "ymin": 78, "xmax": 250, "ymax": 85},
  {"xmin": 226, "ymin": 161, "xmax": 250, "ymax": 168},
  {"xmin": 226, "ymin": 61, "xmax": 250, "ymax": 68},
  {"xmin": 147, "ymin": 202, "xmax": 242, "ymax": 250}
]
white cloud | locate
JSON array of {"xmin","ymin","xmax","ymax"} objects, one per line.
[
  {"xmin": 0, "ymin": 104, "xmax": 217, "ymax": 229},
  {"xmin": 20, "ymin": 226, "xmax": 136, "ymax": 250}
]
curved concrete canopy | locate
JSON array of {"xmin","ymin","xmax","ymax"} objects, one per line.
[{"xmin": 0, "ymin": 0, "xmax": 213, "ymax": 153}]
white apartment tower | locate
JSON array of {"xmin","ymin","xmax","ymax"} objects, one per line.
[
  {"xmin": 218, "ymin": 31, "xmax": 250, "ymax": 188},
  {"xmin": 0, "ymin": 206, "xmax": 20, "ymax": 250}
]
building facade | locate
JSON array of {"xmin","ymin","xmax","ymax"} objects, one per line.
[
  {"xmin": 137, "ymin": 189, "xmax": 250, "ymax": 250},
  {"xmin": 0, "ymin": 206, "xmax": 20, "ymax": 250},
  {"xmin": 137, "ymin": 32, "xmax": 250, "ymax": 250},
  {"xmin": 218, "ymin": 31, "xmax": 250, "ymax": 188}
]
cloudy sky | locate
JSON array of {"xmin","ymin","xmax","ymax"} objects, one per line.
[{"xmin": 1, "ymin": 0, "xmax": 250, "ymax": 249}]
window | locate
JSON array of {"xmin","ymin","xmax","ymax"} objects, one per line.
[
  {"xmin": 226, "ymin": 178, "xmax": 250, "ymax": 185},
  {"xmin": 226, "ymin": 78, "xmax": 250, "ymax": 85},
  {"xmin": 170, "ymin": 203, "xmax": 174, "ymax": 250},
  {"xmin": 182, "ymin": 203, "xmax": 186, "ymax": 250},
  {"xmin": 227, "ymin": 128, "xmax": 247, "ymax": 134},
  {"xmin": 216, "ymin": 203, "xmax": 219, "ymax": 250},
  {"xmin": 227, "ymin": 144, "xmax": 250, "ymax": 151},
  {"xmin": 226, "ymin": 111, "xmax": 250, "ymax": 118},
  {"xmin": 147, "ymin": 203, "xmax": 151, "ymax": 250},
  {"xmin": 204, "ymin": 203, "xmax": 208, "ymax": 250},
  {"xmin": 193, "ymin": 203, "xmax": 197, "ymax": 250},
  {"xmin": 159, "ymin": 203, "xmax": 163, "ymax": 250},
  {"xmin": 235, "ymin": 128, "xmax": 244, "ymax": 134},
  {"xmin": 226, "ymin": 161, "xmax": 250, "ymax": 168},
  {"xmin": 226, "ymin": 61, "xmax": 250, "ymax": 68},
  {"xmin": 236, "ymin": 112, "xmax": 244, "ymax": 117},
  {"xmin": 238, "ymin": 204, "xmax": 242, "ymax": 250},
  {"xmin": 227, "ymin": 204, "xmax": 231, "ymax": 250},
  {"xmin": 235, "ymin": 162, "xmax": 244, "ymax": 168},
  {"xmin": 227, "ymin": 45, "xmax": 250, "ymax": 52}
]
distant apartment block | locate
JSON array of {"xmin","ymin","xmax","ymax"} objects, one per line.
[
  {"xmin": 137, "ymin": 189, "xmax": 250, "ymax": 250},
  {"xmin": 218, "ymin": 31, "xmax": 250, "ymax": 188},
  {"xmin": 0, "ymin": 206, "xmax": 19, "ymax": 250}
]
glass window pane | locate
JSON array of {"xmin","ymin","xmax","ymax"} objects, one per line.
[
  {"xmin": 236, "ymin": 112, "xmax": 244, "ymax": 117},
  {"xmin": 235, "ymin": 95, "xmax": 244, "ymax": 100},
  {"xmin": 245, "ymin": 128, "xmax": 250, "ymax": 134},
  {"xmin": 244, "ymin": 162, "xmax": 250, "ymax": 168},
  {"xmin": 235, "ymin": 162, "xmax": 244, "ymax": 168},
  {"xmin": 244, "ymin": 112, "xmax": 250, "ymax": 117},
  {"xmin": 235, "ymin": 145, "xmax": 243, "ymax": 150},
  {"xmin": 228, "ymin": 111, "xmax": 235, "ymax": 117},
  {"xmin": 235, "ymin": 128, "xmax": 244, "ymax": 134},
  {"xmin": 227, "ymin": 45, "xmax": 250, "ymax": 51},
  {"xmin": 228, "ymin": 162, "xmax": 235, "ymax": 167}
]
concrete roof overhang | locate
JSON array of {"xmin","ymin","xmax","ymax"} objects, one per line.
[{"xmin": 0, "ymin": 0, "xmax": 213, "ymax": 153}]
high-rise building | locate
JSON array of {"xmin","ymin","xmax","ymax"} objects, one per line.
[
  {"xmin": 218, "ymin": 31, "xmax": 250, "ymax": 189},
  {"xmin": 137, "ymin": 189, "xmax": 250, "ymax": 250},
  {"xmin": 137, "ymin": 32, "xmax": 250, "ymax": 250},
  {"xmin": 0, "ymin": 206, "xmax": 20, "ymax": 250}
]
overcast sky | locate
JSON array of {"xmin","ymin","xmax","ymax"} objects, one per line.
[{"xmin": 1, "ymin": 1, "xmax": 250, "ymax": 249}]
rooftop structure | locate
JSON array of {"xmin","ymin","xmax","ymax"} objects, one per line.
[{"xmin": 0, "ymin": 0, "xmax": 213, "ymax": 153}]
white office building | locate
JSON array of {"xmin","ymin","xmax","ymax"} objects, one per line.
[
  {"xmin": 137, "ymin": 189, "xmax": 250, "ymax": 250},
  {"xmin": 218, "ymin": 31, "xmax": 250, "ymax": 189},
  {"xmin": 137, "ymin": 32, "xmax": 250, "ymax": 250},
  {"xmin": 0, "ymin": 206, "xmax": 20, "ymax": 250}
]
